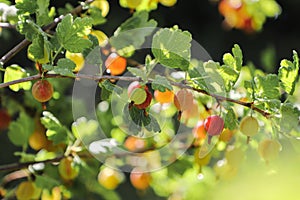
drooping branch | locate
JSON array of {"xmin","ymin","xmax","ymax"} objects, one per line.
[
  {"xmin": 0, "ymin": 0, "xmax": 94, "ymax": 66},
  {"xmin": 0, "ymin": 72, "xmax": 271, "ymax": 117}
]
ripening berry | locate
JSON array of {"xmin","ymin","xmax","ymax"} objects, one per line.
[
  {"xmin": 65, "ymin": 51, "xmax": 84, "ymax": 72},
  {"xmin": 32, "ymin": 80, "xmax": 53, "ymax": 102},
  {"xmin": 173, "ymin": 89, "xmax": 194, "ymax": 111},
  {"xmin": 90, "ymin": 0, "xmax": 109, "ymax": 17},
  {"xmin": 125, "ymin": 0, "xmax": 142, "ymax": 9},
  {"xmin": 105, "ymin": 53, "xmax": 127, "ymax": 75},
  {"xmin": 225, "ymin": 146, "xmax": 245, "ymax": 168},
  {"xmin": 204, "ymin": 115, "xmax": 224, "ymax": 144},
  {"xmin": 90, "ymin": 30, "xmax": 108, "ymax": 47},
  {"xmin": 58, "ymin": 157, "xmax": 80, "ymax": 181},
  {"xmin": 240, "ymin": 116, "xmax": 259, "ymax": 140},
  {"xmin": 258, "ymin": 139, "xmax": 281, "ymax": 163},
  {"xmin": 15, "ymin": 181, "xmax": 41, "ymax": 200},
  {"xmin": 194, "ymin": 148, "xmax": 211, "ymax": 166},
  {"xmin": 159, "ymin": 0, "xmax": 177, "ymax": 7},
  {"xmin": 29, "ymin": 119, "xmax": 49, "ymax": 151},
  {"xmin": 219, "ymin": 129, "xmax": 235, "ymax": 142},
  {"xmin": 154, "ymin": 89, "xmax": 174, "ymax": 104},
  {"xmin": 130, "ymin": 168, "xmax": 151, "ymax": 190},
  {"xmin": 98, "ymin": 167, "xmax": 124, "ymax": 190},
  {"xmin": 0, "ymin": 109, "xmax": 11, "ymax": 130},
  {"xmin": 127, "ymin": 82, "xmax": 152, "ymax": 109},
  {"xmin": 213, "ymin": 159, "xmax": 237, "ymax": 180},
  {"xmin": 124, "ymin": 136, "xmax": 147, "ymax": 152},
  {"xmin": 129, "ymin": 88, "xmax": 147, "ymax": 105},
  {"xmin": 193, "ymin": 121, "xmax": 207, "ymax": 145}
]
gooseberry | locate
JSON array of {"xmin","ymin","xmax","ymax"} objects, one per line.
[{"xmin": 32, "ymin": 80, "xmax": 53, "ymax": 103}]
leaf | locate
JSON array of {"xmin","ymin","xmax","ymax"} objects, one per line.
[
  {"xmin": 72, "ymin": 117, "xmax": 99, "ymax": 139},
  {"xmin": 123, "ymin": 104, "xmax": 161, "ymax": 134},
  {"xmin": 35, "ymin": 175, "xmax": 60, "ymax": 190},
  {"xmin": 36, "ymin": 0, "xmax": 54, "ymax": 26},
  {"xmin": 110, "ymin": 11, "xmax": 157, "ymax": 57},
  {"xmin": 16, "ymin": 17, "xmax": 41, "ymax": 41},
  {"xmin": 16, "ymin": 0, "xmax": 37, "ymax": 15},
  {"xmin": 278, "ymin": 50, "xmax": 299, "ymax": 95},
  {"xmin": 56, "ymin": 14, "xmax": 93, "ymax": 53},
  {"xmin": 279, "ymin": 103, "xmax": 300, "ymax": 133},
  {"xmin": 87, "ymin": 6, "xmax": 106, "ymax": 25},
  {"xmin": 8, "ymin": 112, "xmax": 34, "ymax": 147},
  {"xmin": 218, "ymin": 44, "xmax": 243, "ymax": 91},
  {"xmin": 88, "ymin": 138, "xmax": 118, "ymax": 155},
  {"xmin": 151, "ymin": 75, "xmax": 173, "ymax": 92},
  {"xmin": 27, "ymin": 35, "xmax": 50, "ymax": 64},
  {"xmin": 99, "ymin": 80, "xmax": 123, "ymax": 95},
  {"xmin": 254, "ymin": 74, "xmax": 280, "ymax": 99},
  {"xmin": 152, "ymin": 26, "xmax": 192, "ymax": 71},
  {"xmin": 224, "ymin": 108, "xmax": 238, "ymax": 130},
  {"xmin": 4, "ymin": 65, "xmax": 32, "ymax": 92},
  {"xmin": 54, "ymin": 58, "xmax": 76, "ymax": 77},
  {"xmin": 127, "ymin": 67, "xmax": 147, "ymax": 82},
  {"xmin": 41, "ymin": 111, "xmax": 69, "ymax": 145}
]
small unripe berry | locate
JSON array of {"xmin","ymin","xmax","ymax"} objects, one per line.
[{"xmin": 240, "ymin": 116, "xmax": 259, "ymax": 137}]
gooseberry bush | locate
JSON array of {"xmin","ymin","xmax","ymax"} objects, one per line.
[{"xmin": 0, "ymin": 0, "xmax": 300, "ymax": 199}]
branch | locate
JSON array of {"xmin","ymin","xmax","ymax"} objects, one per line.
[
  {"xmin": 0, "ymin": 22, "xmax": 16, "ymax": 29},
  {"xmin": 0, "ymin": 0, "xmax": 93, "ymax": 66},
  {"xmin": 0, "ymin": 156, "xmax": 64, "ymax": 172},
  {"xmin": 0, "ymin": 72, "xmax": 271, "ymax": 117}
]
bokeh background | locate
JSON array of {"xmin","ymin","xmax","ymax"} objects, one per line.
[{"xmin": 1, "ymin": 0, "xmax": 300, "ymax": 199}]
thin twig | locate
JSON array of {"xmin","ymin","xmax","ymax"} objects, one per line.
[
  {"xmin": 0, "ymin": 73, "xmax": 271, "ymax": 117},
  {"xmin": 0, "ymin": 0, "xmax": 93, "ymax": 66},
  {"xmin": 0, "ymin": 22, "xmax": 16, "ymax": 29}
]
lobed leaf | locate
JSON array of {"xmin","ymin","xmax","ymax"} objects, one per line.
[
  {"xmin": 8, "ymin": 112, "xmax": 34, "ymax": 147},
  {"xmin": 110, "ymin": 11, "xmax": 157, "ymax": 57},
  {"xmin": 152, "ymin": 26, "xmax": 191, "ymax": 71},
  {"xmin": 278, "ymin": 51, "xmax": 299, "ymax": 95},
  {"xmin": 56, "ymin": 14, "xmax": 93, "ymax": 53},
  {"xmin": 4, "ymin": 65, "xmax": 32, "ymax": 92},
  {"xmin": 151, "ymin": 75, "xmax": 173, "ymax": 92}
]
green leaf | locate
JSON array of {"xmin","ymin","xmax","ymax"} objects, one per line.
[
  {"xmin": 35, "ymin": 175, "xmax": 60, "ymax": 190},
  {"xmin": 218, "ymin": 44, "xmax": 243, "ymax": 91},
  {"xmin": 145, "ymin": 55, "xmax": 156, "ymax": 76},
  {"xmin": 110, "ymin": 11, "xmax": 157, "ymax": 57},
  {"xmin": 72, "ymin": 117, "xmax": 99, "ymax": 139},
  {"xmin": 16, "ymin": 0, "xmax": 37, "ymax": 15},
  {"xmin": 127, "ymin": 67, "xmax": 147, "ymax": 82},
  {"xmin": 190, "ymin": 60, "xmax": 225, "ymax": 94},
  {"xmin": 56, "ymin": 14, "xmax": 93, "ymax": 53},
  {"xmin": 278, "ymin": 51, "xmax": 299, "ymax": 95},
  {"xmin": 254, "ymin": 74, "xmax": 280, "ymax": 99},
  {"xmin": 36, "ymin": 0, "xmax": 55, "ymax": 26},
  {"xmin": 224, "ymin": 108, "xmax": 238, "ymax": 130},
  {"xmin": 4, "ymin": 65, "xmax": 32, "ymax": 92},
  {"xmin": 27, "ymin": 35, "xmax": 50, "ymax": 64},
  {"xmin": 14, "ymin": 152, "xmax": 35, "ymax": 162},
  {"xmin": 55, "ymin": 58, "xmax": 76, "ymax": 77},
  {"xmin": 87, "ymin": 6, "xmax": 106, "ymax": 25},
  {"xmin": 99, "ymin": 80, "xmax": 123, "ymax": 95},
  {"xmin": 41, "ymin": 111, "xmax": 69, "ymax": 145},
  {"xmin": 152, "ymin": 26, "xmax": 192, "ymax": 71},
  {"xmin": 84, "ymin": 45, "xmax": 103, "ymax": 74},
  {"xmin": 8, "ymin": 112, "xmax": 34, "ymax": 147},
  {"xmin": 125, "ymin": 104, "xmax": 161, "ymax": 133},
  {"xmin": 279, "ymin": 103, "xmax": 300, "ymax": 133},
  {"xmin": 151, "ymin": 75, "xmax": 173, "ymax": 92}
]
